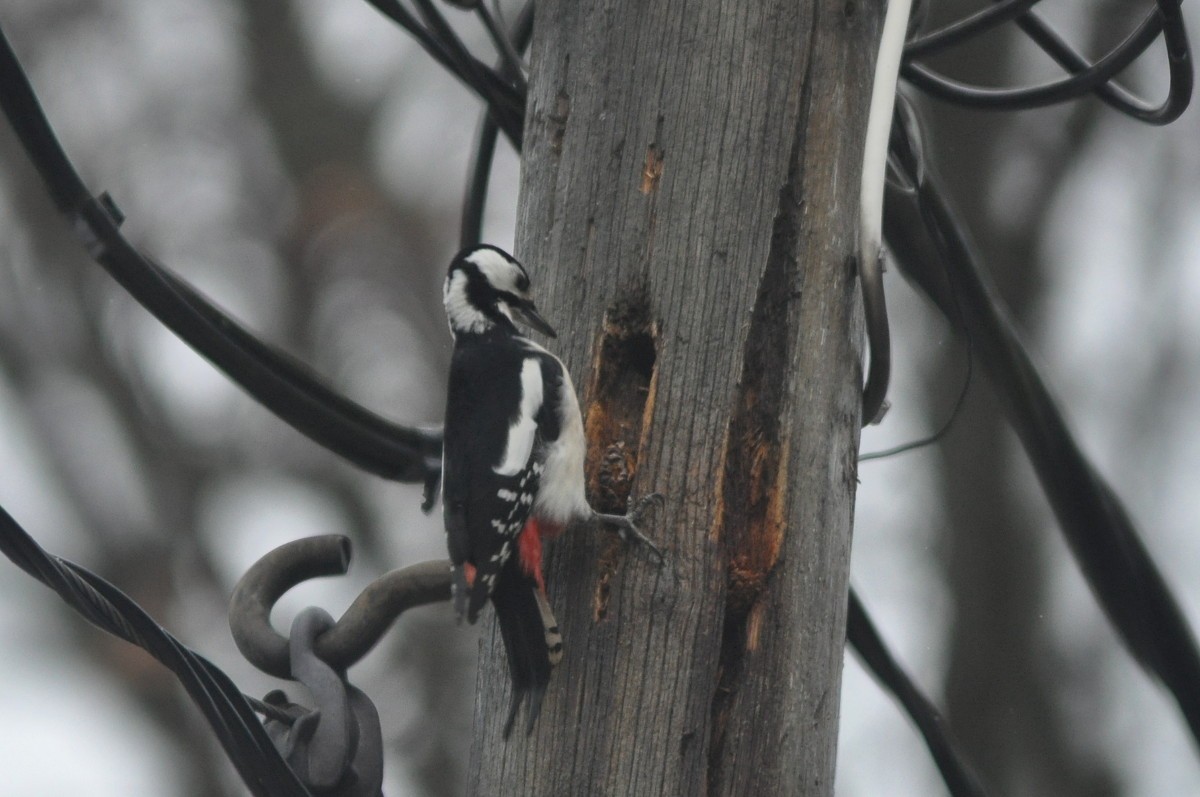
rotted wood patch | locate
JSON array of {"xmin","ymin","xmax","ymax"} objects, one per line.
[
  {"xmin": 640, "ymin": 143, "xmax": 665, "ymax": 194},
  {"xmin": 639, "ymin": 115, "xmax": 666, "ymax": 196},
  {"xmin": 707, "ymin": 131, "xmax": 804, "ymax": 790},
  {"xmin": 582, "ymin": 296, "xmax": 659, "ymax": 621}
]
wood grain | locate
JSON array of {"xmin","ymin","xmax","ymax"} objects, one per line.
[{"xmin": 469, "ymin": 1, "xmax": 879, "ymax": 793}]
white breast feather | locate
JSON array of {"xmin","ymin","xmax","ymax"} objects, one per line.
[
  {"xmin": 494, "ymin": 358, "xmax": 543, "ymax": 476},
  {"xmin": 533, "ymin": 364, "xmax": 591, "ymax": 524}
]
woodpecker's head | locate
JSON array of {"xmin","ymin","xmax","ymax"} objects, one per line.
[{"xmin": 443, "ymin": 245, "xmax": 557, "ymax": 338}]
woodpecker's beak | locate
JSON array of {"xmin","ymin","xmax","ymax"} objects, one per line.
[{"xmin": 515, "ymin": 300, "xmax": 557, "ymax": 338}]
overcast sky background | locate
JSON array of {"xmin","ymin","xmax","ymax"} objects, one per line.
[{"xmin": 1, "ymin": 1, "xmax": 1199, "ymax": 795}]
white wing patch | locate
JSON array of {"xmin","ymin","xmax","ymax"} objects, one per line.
[{"xmin": 494, "ymin": 358, "xmax": 543, "ymax": 476}]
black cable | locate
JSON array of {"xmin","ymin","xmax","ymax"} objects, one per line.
[
  {"xmin": 884, "ymin": 125, "xmax": 1200, "ymax": 753},
  {"xmin": 474, "ymin": 1, "xmax": 528, "ymax": 92},
  {"xmin": 0, "ymin": 23, "xmax": 443, "ymax": 484},
  {"xmin": 460, "ymin": 0, "xmax": 534, "ymax": 249},
  {"xmin": 858, "ymin": 341, "xmax": 971, "ymax": 462},
  {"xmin": 847, "ymin": 588, "xmax": 989, "ymax": 797},
  {"xmin": 147, "ymin": 258, "xmax": 443, "ymax": 480},
  {"xmin": 862, "ymin": 99, "xmax": 975, "ymax": 463},
  {"xmin": 361, "ymin": 0, "xmax": 525, "ymax": 144},
  {"xmin": 903, "ymin": 8, "xmax": 1164, "ymax": 110},
  {"xmin": 1012, "ymin": 1, "xmax": 1192, "ymax": 124},
  {"xmin": 904, "ymin": 0, "xmax": 1043, "ymax": 59},
  {"xmin": 902, "ymin": 0, "xmax": 1191, "ymax": 123},
  {"xmin": 461, "ymin": 119, "xmax": 502, "ymax": 250},
  {"xmin": 0, "ymin": 504, "xmax": 310, "ymax": 797},
  {"xmin": 411, "ymin": 0, "xmax": 494, "ymax": 98}
]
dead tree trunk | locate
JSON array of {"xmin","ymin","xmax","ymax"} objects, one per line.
[{"xmin": 469, "ymin": 2, "xmax": 879, "ymax": 793}]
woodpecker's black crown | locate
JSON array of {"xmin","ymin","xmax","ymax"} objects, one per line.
[{"xmin": 443, "ymin": 245, "xmax": 556, "ymax": 337}]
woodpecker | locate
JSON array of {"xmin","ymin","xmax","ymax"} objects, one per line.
[{"xmin": 440, "ymin": 244, "xmax": 663, "ymax": 736}]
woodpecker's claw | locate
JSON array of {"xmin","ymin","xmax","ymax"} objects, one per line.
[
  {"xmin": 630, "ymin": 492, "xmax": 666, "ymax": 518},
  {"xmin": 594, "ymin": 493, "xmax": 666, "ymax": 564}
]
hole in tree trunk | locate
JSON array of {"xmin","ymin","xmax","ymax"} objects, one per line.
[{"xmin": 582, "ymin": 296, "xmax": 658, "ymax": 621}]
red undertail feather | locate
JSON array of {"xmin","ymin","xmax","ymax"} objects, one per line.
[
  {"xmin": 463, "ymin": 561, "xmax": 477, "ymax": 587},
  {"xmin": 517, "ymin": 519, "xmax": 545, "ymax": 594},
  {"xmin": 518, "ymin": 517, "xmax": 564, "ymax": 595}
]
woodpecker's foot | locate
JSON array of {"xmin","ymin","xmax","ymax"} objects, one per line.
[{"xmin": 593, "ymin": 493, "xmax": 666, "ymax": 563}]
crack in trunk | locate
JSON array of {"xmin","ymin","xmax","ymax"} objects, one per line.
[{"xmin": 706, "ymin": 77, "xmax": 811, "ymax": 794}]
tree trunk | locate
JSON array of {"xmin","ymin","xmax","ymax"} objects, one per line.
[{"xmin": 469, "ymin": 2, "xmax": 879, "ymax": 793}]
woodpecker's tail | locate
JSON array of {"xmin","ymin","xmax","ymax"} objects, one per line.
[{"xmin": 490, "ymin": 568, "xmax": 563, "ymax": 737}]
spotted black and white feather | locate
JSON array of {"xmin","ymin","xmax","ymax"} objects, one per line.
[
  {"xmin": 441, "ymin": 245, "xmax": 661, "ymax": 734},
  {"xmin": 441, "ymin": 245, "xmax": 583, "ymax": 734}
]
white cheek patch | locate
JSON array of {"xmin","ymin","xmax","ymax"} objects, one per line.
[
  {"xmin": 494, "ymin": 358, "xmax": 543, "ymax": 476},
  {"xmin": 443, "ymin": 270, "xmax": 490, "ymax": 334}
]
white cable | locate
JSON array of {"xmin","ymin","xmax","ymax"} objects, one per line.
[
  {"xmin": 858, "ymin": 0, "xmax": 913, "ymax": 425},
  {"xmin": 861, "ymin": 0, "xmax": 912, "ymax": 267}
]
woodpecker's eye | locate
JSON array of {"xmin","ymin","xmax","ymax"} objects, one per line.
[{"xmin": 515, "ymin": 273, "xmax": 530, "ymax": 293}]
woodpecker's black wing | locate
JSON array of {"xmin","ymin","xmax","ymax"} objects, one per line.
[
  {"xmin": 443, "ymin": 334, "xmax": 570, "ymax": 733},
  {"xmin": 443, "ymin": 332, "xmax": 552, "ymax": 621}
]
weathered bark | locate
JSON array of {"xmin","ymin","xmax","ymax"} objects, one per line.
[{"xmin": 469, "ymin": 2, "xmax": 879, "ymax": 794}]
